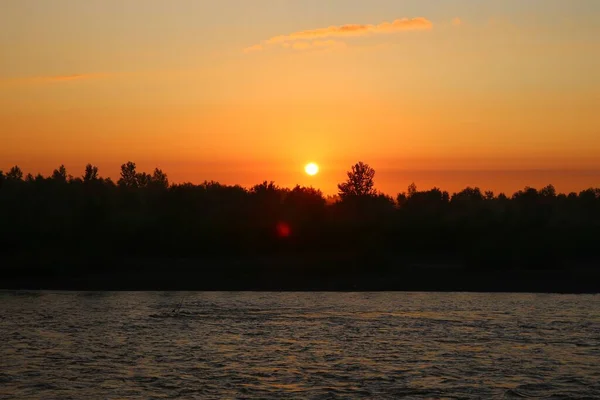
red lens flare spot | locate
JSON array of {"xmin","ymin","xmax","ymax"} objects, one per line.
[{"xmin": 276, "ymin": 222, "xmax": 291, "ymax": 238}]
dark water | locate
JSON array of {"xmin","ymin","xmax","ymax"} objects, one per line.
[{"xmin": 1, "ymin": 292, "xmax": 599, "ymax": 399}]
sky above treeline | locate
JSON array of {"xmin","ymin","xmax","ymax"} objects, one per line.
[{"xmin": 1, "ymin": 0, "xmax": 599, "ymax": 195}]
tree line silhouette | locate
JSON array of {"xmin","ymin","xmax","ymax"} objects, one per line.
[{"xmin": 1, "ymin": 161, "xmax": 599, "ymax": 271}]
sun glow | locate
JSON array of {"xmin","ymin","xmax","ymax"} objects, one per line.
[{"xmin": 305, "ymin": 163, "xmax": 319, "ymax": 176}]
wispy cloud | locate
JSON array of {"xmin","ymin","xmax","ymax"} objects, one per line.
[
  {"xmin": 244, "ymin": 17, "xmax": 433, "ymax": 53},
  {"xmin": 266, "ymin": 17, "xmax": 433, "ymax": 43},
  {"xmin": 290, "ymin": 40, "xmax": 347, "ymax": 51},
  {"xmin": 0, "ymin": 73, "xmax": 109, "ymax": 87}
]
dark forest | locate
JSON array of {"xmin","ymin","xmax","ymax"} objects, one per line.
[{"xmin": 2, "ymin": 162, "xmax": 599, "ymax": 291}]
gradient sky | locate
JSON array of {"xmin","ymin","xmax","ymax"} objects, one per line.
[{"xmin": 1, "ymin": 0, "xmax": 599, "ymax": 195}]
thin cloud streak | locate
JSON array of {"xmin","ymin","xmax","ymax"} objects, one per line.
[
  {"xmin": 267, "ymin": 17, "xmax": 433, "ymax": 43},
  {"xmin": 244, "ymin": 17, "xmax": 433, "ymax": 53},
  {"xmin": 291, "ymin": 40, "xmax": 347, "ymax": 51}
]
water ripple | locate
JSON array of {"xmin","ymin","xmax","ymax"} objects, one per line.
[{"xmin": 0, "ymin": 291, "xmax": 599, "ymax": 399}]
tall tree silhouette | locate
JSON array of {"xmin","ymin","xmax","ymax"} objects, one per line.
[
  {"xmin": 118, "ymin": 162, "xmax": 138, "ymax": 188},
  {"xmin": 151, "ymin": 168, "xmax": 169, "ymax": 189},
  {"xmin": 83, "ymin": 164, "xmax": 99, "ymax": 183},
  {"xmin": 52, "ymin": 165, "xmax": 68, "ymax": 182},
  {"xmin": 6, "ymin": 166, "xmax": 23, "ymax": 181},
  {"xmin": 337, "ymin": 162, "xmax": 377, "ymax": 199}
]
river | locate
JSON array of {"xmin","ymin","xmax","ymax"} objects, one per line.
[{"xmin": 1, "ymin": 291, "xmax": 599, "ymax": 399}]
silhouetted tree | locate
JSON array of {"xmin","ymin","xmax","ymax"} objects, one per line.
[
  {"xmin": 452, "ymin": 187, "xmax": 484, "ymax": 203},
  {"xmin": 118, "ymin": 161, "xmax": 138, "ymax": 188},
  {"xmin": 396, "ymin": 192, "xmax": 408, "ymax": 207},
  {"xmin": 68, "ymin": 175, "xmax": 83, "ymax": 184},
  {"xmin": 6, "ymin": 166, "xmax": 23, "ymax": 181},
  {"xmin": 251, "ymin": 181, "xmax": 279, "ymax": 195},
  {"xmin": 403, "ymin": 187, "xmax": 449, "ymax": 209},
  {"xmin": 83, "ymin": 164, "xmax": 99, "ymax": 183},
  {"xmin": 579, "ymin": 188, "xmax": 600, "ymax": 202},
  {"xmin": 338, "ymin": 162, "xmax": 377, "ymax": 199},
  {"xmin": 250, "ymin": 181, "xmax": 284, "ymax": 212},
  {"xmin": 151, "ymin": 168, "xmax": 169, "ymax": 189},
  {"xmin": 407, "ymin": 182, "xmax": 418, "ymax": 197},
  {"xmin": 136, "ymin": 172, "xmax": 152, "ymax": 188},
  {"xmin": 512, "ymin": 186, "xmax": 538, "ymax": 201},
  {"xmin": 286, "ymin": 186, "xmax": 325, "ymax": 207},
  {"xmin": 52, "ymin": 165, "xmax": 68, "ymax": 182},
  {"xmin": 540, "ymin": 184, "xmax": 556, "ymax": 198},
  {"xmin": 1, "ymin": 160, "xmax": 600, "ymax": 273},
  {"xmin": 284, "ymin": 186, "xmax": 326, "ymax": 220}
]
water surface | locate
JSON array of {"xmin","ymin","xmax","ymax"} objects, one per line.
[{"xmin": 1, "ymin": 292, "xmax": 599, "ymax": 399}]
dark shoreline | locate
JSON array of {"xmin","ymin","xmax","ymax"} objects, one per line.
[{"xmin": 2, "ymin": 257, "xmax": 599, "ymax": 293}]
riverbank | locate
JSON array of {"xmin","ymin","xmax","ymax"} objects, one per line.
[{"xmin": 2, "ymin": 256, "xmax": 599, "ymax": 293}]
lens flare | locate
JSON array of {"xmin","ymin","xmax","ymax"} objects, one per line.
[{"xmin": 276, "ymin": 222, "xmax": 291, "ymax": 238}]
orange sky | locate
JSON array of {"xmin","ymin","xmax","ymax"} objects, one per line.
[{"xmin": 1, "ymin": 1, "xmax": 599, "ymax": 195}]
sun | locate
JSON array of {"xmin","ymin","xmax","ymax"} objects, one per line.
[{"xmin": 305, "ymin": 162, "xmax": 319, "ymax": 176}]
